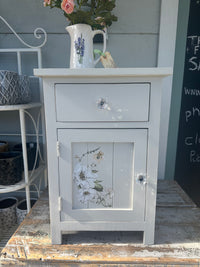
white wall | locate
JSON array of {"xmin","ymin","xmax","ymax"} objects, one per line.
[{"xmin": 0, "ymin": 0, "xmax": 161, "ymax": 68}]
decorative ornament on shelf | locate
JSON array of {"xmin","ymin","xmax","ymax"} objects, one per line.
[
  {"xmin": 43, "ymin": 0, "xmax": 117, "ymax": 68},
  {"xmin": 94, "ymin": 49, "xmax": 116, "ymax": 68}
]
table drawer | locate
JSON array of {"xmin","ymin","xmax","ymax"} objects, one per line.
[{"xmin": 55, "ymin": 83, "xmax": 150, "ymax": 122}]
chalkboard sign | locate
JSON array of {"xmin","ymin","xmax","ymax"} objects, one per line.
[{"xmin": 175, "ymin": 0, "xmax": 200, "ymax": 205}]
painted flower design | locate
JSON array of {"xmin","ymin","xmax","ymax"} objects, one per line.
[
  {"xmin": 96, "ymin": 188, "xmax": 113, "ymax": 207},
  {"xmin": 74, "ymin": 163, "xmax": 97, "ymax": 187},
  {"xmin": 74, "ymin": 163, "xmax": 97, "ymax": 204},
  {"xmin": 78, "ymin": 187, "xmax": 96, "ymax": 203},
  {"xmin": 74, "ymin": 34, "xmax": 85, "ymax": 64},
  {"xmin": 73, "ymin": 147, "xmax": 113, "ymax": 207},
  {"xmin": 61, "ymin": 0, "xmax": 74, "ymax": 14},
  {"xmin": 94, "ymin": 151, "xmax": 104, "ymax": 162}
]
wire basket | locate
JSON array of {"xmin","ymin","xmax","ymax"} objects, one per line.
[
  {"xmin": 0, "ymin": 70, "xmax": 21, "ymax": 105},
  {"xmin": 0, "ymin": 70, "xmax": 31, "ymax": 105},
  {"xmin": 0, "ymin": 197, "xmax": 18, "ymax": 228},
  {"xmin": 19, "ymin": 75, "xmax": 31, "ymax": 104},
  {"xmin": 13, "ymin": 142, "xmax": 39, "ymax": 170},
  {"xmin": 0, "ymin": 151, "xmax": 23, "ymax": 185},
  {"xmin": 0, "ymin": 141, "xmax": 8, "ymax": 152},
  {"xmin": 16, "ymin": 198, "xmax": 37, "ymax": 224}
]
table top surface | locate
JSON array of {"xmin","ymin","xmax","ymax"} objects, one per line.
[{"xmin": 34, "ymin": 67, "xmax": 173, "ymax": 78}]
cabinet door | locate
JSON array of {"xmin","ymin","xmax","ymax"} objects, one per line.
[{"xmin": 58, "ymin": 129, "xmax": 147, "ymax": 222}]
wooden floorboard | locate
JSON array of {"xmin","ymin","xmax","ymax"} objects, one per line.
[
  {"xmin": 0, "ymin": 224, "xmax": 18, "ymax": 250},
  {"xmin": 1, "ymin": 180, "xmax": 200, "ymax": 266}
]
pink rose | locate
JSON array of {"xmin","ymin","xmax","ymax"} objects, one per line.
[
  {"xmin": 43, "ymin": 0, "xmax": 51, "ymax": 6},
  {"xmin": 61, "ymin": 0, "xmax": 74, "ymax": 14}
]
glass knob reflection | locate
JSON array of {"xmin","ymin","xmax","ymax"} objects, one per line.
[
  {"xmin": 137, "ymin": 174, "xmax": 147, "ymax": 185},
  {"xmin": 97, "ymin": 98, "xmax": 111, "ymax": 110}
]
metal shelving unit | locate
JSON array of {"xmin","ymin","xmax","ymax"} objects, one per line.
[
  {"xmin": 0, "ymin": 16, "xmax": 47, "ymax": 212},
  {"xmin": 0, "ymin": 103, "xmax": 47, "ymax": 212},
  {"xmin": 0, "ymin": 164, "xmax": 45, "ymax": 194}
]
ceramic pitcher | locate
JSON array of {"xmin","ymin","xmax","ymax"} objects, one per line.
[{"xmin": 66, "ymin": 24, "xmax": 106, "ymax": 68}]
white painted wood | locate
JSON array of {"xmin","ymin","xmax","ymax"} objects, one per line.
[
  {"xmin": 53, "ymin": 121, "xmax": 150, "ymax": 129},
  {"xmin": 158, "ymin": 0, "xmax": 179, "ymax": 66},
  {"xmin": 58, "ymin": 129, "xmax": 147, "ymax": 222},
  {"xmin": 113, "ymin": 143, "xmax": 134, "ymax": 209},
  {"xmin": 144, "ymin": 79, "xmax": 163, "ymax": 245},
  {"xmin": 41, "ymin": 79, "xmax": 61, "ymax": 244},
  {"xmin": 34, "ymin": 68, "xmax": 172, "ymax": 78},
  {"xmin": 55, "ymin": 83, "xmax": 150, "ymax": 122},
  {"xmin": 35, "ymin": 68, "xmax": 171, "ymax": 245},
  {"xmin": 157, "ymin": 0, "xmax": 179, "ymax": 179},
  {"xmin": 60, "ymin": 221, "xmax": 146, "ymax": 232}
]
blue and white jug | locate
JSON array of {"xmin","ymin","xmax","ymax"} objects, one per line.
[{"xmin": 66, "ymin": 24, "xmax": 106, "ymax": 68}]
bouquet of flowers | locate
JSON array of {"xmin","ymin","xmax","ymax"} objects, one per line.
[{"xmin": 44, "ymin": 0, "xmax": 117, "ymax": 30}]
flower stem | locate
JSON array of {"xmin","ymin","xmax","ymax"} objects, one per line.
[{"xmin": 79, "ymin": 0, "xmax": 84, "ymax": 9}]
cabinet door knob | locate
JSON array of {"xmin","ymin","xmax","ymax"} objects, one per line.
[
  {"xmin": 137, "ymin": 174, "xmax": 147, "ymax": 185},
  {"xmin": 97, "ymin": 98, "xmax": 111, "ymax": 110}
]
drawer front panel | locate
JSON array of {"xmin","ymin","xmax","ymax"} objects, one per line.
[{"xmin": 55, "ymin": 83, "xmax": 150, "ymax": 122}]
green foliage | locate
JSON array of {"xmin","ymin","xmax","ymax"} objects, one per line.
[
  {"xmin": 44, "ymin": 0, "xmax": 117, "ymax": 29},
  {"xmin": 93, "ymin": 182, "xmax": 103, "ymax": 192}
]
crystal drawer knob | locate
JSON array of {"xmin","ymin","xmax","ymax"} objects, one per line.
[
  {"xmin": 97, "ymin": 98, "xmax": 110, "ymax": 110},
  {"xmin": 137, "ymin": 174, "xmax": 147, "ymax": 185}
]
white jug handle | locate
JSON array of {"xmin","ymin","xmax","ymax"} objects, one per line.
[{"xmin": 93, "ymin": 30, "xmax": 107, "ymax": 66}]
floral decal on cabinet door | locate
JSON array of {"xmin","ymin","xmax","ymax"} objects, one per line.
[{"xmin": 73, "ymin": 146, "xmax": 113, "ymax": 207}]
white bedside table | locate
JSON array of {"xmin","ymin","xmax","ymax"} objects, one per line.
[{"xmin": 34, "ymin": 68, "xmax": 172, "ymax": 245}]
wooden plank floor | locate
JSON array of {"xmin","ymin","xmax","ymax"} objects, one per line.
[
  {"xmin": 0, "ymin": 224, "xmax": 18, "ymax": 253},
  {"xmin": 1, "ymin": 180, "xmax": 200, "ymax": 266}
]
